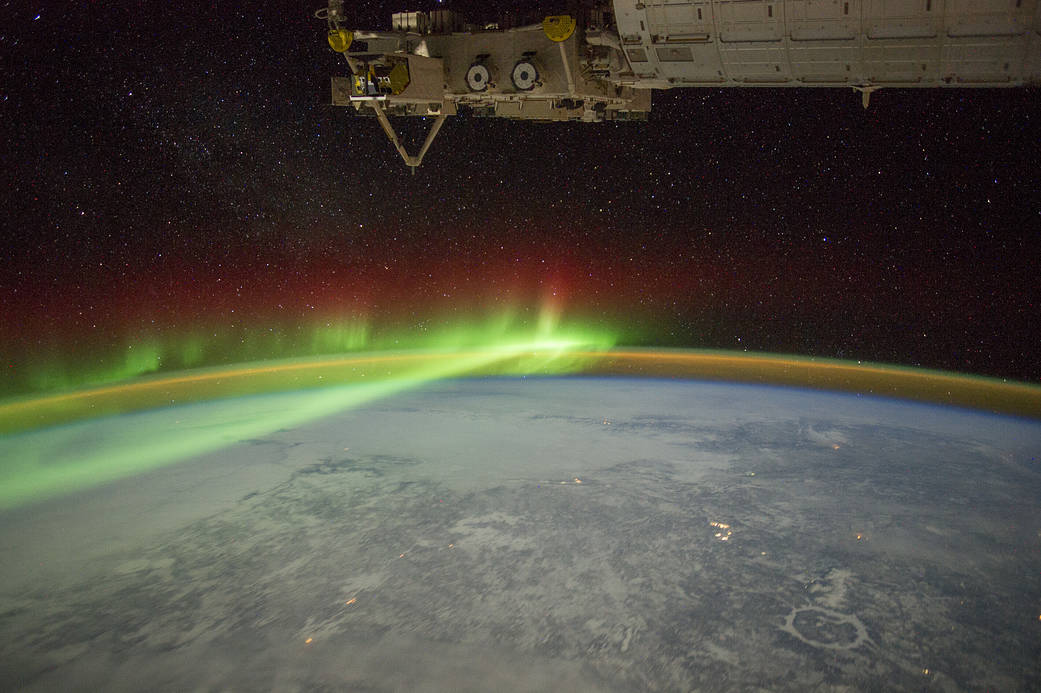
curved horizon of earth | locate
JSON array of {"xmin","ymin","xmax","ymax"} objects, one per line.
[{"xmin": 2, "ymin": 376, "xmax": 1040, "ymax": 691}]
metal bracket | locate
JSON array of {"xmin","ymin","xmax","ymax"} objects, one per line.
[
  {"xmin": 852, "ymin": 85, "xmax": 882, "ymax": 109},
  {"xmin": 370, "ymin": 101, "xmax": 448, "ymax": 173}
]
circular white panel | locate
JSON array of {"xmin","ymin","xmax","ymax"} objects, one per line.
[
  {"xmin": 466, "ymin": 63, "xmax": 490, "ymax": 92},
  {"xmin": 511, "ymin": 60, "xmax": 539, "ymax": 91}
]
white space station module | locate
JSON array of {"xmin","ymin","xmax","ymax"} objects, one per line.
[{"xmin": 316, "ymin": 1, "xmax": 1041, "ymax": 169}]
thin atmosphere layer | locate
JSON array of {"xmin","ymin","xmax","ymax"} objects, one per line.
[
  {"xmin": 2, "ymin": 347, "xmax": 1040, "ymax": 510},
  {"xmin": 3, "ymin": 347, "xmax": 1039, "ymax": 437}
]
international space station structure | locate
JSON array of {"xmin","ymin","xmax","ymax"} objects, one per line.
[{"xmin": 316, "ymin": 0, "xmax": 1041, "ymax": 168}]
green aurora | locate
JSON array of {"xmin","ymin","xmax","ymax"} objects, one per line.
[
  {"xmin": 0, "ymin": 338, "xmax": 612, "ymax": 510},
  {"xmin": 7, "ymin": 309, "xmax": 612, "ymax": 397},
  {"xmin": 2, "ymin": 316, "xmax": 1040, "ymax": 511}
]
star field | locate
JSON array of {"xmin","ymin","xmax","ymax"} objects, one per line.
[{"xmin": 1, "ymin": 0, "xmax": 1039, "ymax": 396}]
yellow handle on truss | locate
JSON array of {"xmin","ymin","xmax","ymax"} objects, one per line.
[{"xmin": 327, "ymin": 28, "xmax": 353, "ymax": 53}]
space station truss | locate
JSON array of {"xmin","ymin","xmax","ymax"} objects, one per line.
[{"xmin": 316, "ymin": 0, "xmax": 1041, "ymax": 168}]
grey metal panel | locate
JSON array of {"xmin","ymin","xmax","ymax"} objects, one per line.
[
  {"xmin": 788, "ymin": 0, "xmax": 860, "ymax": 40},
  {"xmin": 946, "ymin": 0, "xmax": 1032, "ymax": 37},
  {"xmin": 1026, "ymin": 32, "xmax": 1041, "ymax": 82},
  {"xmin": 716, "ymin": 0, "xmax": 786, "ymax": 42},
  {"xmin": 645, "ymin": 0, "xmax": 715, "ymax": 38},
  {"xmin": 611, "ymin": 0, "xmax": 1039, "ymax": 86},
  {"xmin": 863, "ymin": 38, "xmax": 940, "ymax": 81},
  {"xmin": 656, "ymin": 46, "xmax": 697, "ymax": 60},
  {"xmin": 788, "ymin": 43, "xmax": 861, "ymax": 81},
  {"xmin": 718, "ymin": 41, "xmax": 793, "ymax": 80},
  {"xmin": 863, "ymin": 0, "xmax": 940, "ymax": 39},
  {"xmin": 943, "ymin": 35, "xmax": 1023, "ymax": 81},
  {"xmin": 1027, "ymin": 3, "xmax": 1041, "ymax": 81},
  {"xmin": 657, "ymin": 43, "xmax": 728, "ymax": 80},
  {"xmin": 435, "ymin": 27, "xmax": 569, "ymax": 96}
]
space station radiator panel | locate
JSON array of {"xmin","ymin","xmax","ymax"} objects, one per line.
[{"xmin": 614, "ymin": 0, "xmax": 1041, "ymax": 88}]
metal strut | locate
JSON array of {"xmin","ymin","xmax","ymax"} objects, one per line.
[
  {"xmin": 370, "ymin": 102, "xmax": 448, "ymax": 174},
  {"xmin": 852, "ymin": 85, "xmax": 882, "ymax": 109}
]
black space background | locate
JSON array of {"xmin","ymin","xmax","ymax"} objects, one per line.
[{"xmin": 1, "ymin": 1, "xmax": 1039, "ymax": 392}]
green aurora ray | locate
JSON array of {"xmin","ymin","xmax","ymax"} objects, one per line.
[
  {"xmin": 0, "ymin": 329, "xmax": 616, "ymax": 509},
  {"xmin": 2, "ymin": 319, "xmax": 1041, "ymax": 510},
  {"xmin": 10, "ymin": 309, "xmax": 608, "ymax": 397}
]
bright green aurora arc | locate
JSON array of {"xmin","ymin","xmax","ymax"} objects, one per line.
[{"xmin": 2, "ymin": 312, "xmax": 1040, "ymax": 511}]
